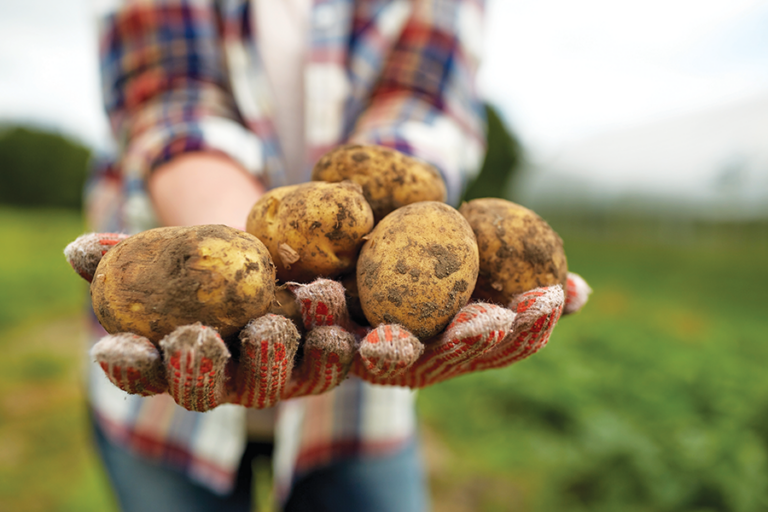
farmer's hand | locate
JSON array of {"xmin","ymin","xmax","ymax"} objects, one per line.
[
  {"xmin": 349, "ymin": 273, "xmax": 591, "ymax": 388},
  {"xmin": 295, "ymin": 274, "xmax": 591, "ymax": 388},
  {"xmin": 67, "ymin": 235, "xmax": 359, "ymax": 412},
  {"xmin": 65, "ymin": 153, "xmax": 357, "ymax": 412}
]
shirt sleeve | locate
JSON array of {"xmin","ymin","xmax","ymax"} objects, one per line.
[
  {"xmin": 99, "ymin": 0, "xmax": 264, "ymax": 184},
  {"xmin": 348, "ymin": 0, "xmax": 486, "ymax": 205}
]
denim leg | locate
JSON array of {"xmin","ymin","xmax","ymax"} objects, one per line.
[
  {"xmin": 91, "ymin": 417, "xmax": 271, "ymax": 512},
  {"xmin": 284, "ymin": 438, "xmax": 430, "ymax": 512}
]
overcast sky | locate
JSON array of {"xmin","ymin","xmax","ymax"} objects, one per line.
[
  {"xmin": 479, "ymin": 0, "xmax": 768, "ymax": 153},
  {"xmin": 0, "ymin": 0, "xmax": 107, "ymax": 148},
  {"xmin": 1, "ymin": 0, "xmax": 767, "ymax": 157}
]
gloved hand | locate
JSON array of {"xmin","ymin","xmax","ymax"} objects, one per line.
[
  {"xmin": 66, "ymin": 233, "xmax": 358, "ymax": 412},
  {"xmin": 67, "ymin": 234, "xmax": 591, "ymax": 410},
  {"xmin": 289, "ymin": 274, "xmax": 591, "ymax": 389},
  {"xmin": 355, "ymin": 272, "xmax": 590, "ymax": 387}
]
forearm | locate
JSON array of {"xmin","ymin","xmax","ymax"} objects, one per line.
[
  {"xmin": 100, "ymin": 2, "xmax": 264, "ymax": 186},
  {"xmin": 148, "ymin": 152, "xmax": 265, "ymax": 228}
]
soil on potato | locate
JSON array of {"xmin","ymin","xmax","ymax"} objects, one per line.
[
  {"xmin": 312, "ymin": 144, "xmax": 446, "ymax": 222},
  {"xmin": 460, "ymin": 199, "xmax": 568, "ymax": 305},
  {"xmin": 357, "ymin": 202, "xmax": 478, "ymax": 340},
  {"xmin": 247, "ymin": 182, "xmax": 373, "ymax": 283},
  {"xmin": 91, "ymin": 225, "xmax": 275, "ymax": 342}
]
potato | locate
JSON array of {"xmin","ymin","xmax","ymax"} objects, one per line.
[
  {"xmin": 357, "ymin": 202, "xmax": 479, "ymax": 340},
  {"xmin": 459, "ymin": 198, "xmax": 568, "ymax": 305},
  {"xmin": 312, "ymin": 144, "xmax": 446, "ymax": 222},
  {"xmin": 246, "ymin": 181, "xmax": 374, "ymax": 283},
  {"xmin": 91, "ymin": 225, "xmax": 276, "ymax": 342}
]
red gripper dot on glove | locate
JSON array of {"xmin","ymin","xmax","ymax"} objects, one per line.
[
  {"xmin": 288, "ymin": 279, "xmax": 356, "ymax": 332},
  {"xmin": 280, "ymin": 280, "xmax": 358, "ymax": 399},
  {"xmin": 355, "ymin": 325, "xmax": 423, "ymax": 380},
  {"xmin": 353, "ymin": 301, "xmax": 516, "ymax": 388},
  {"xmin": 235, "ymin": 314, "xmax": 301, "ymax": 408},
  {"xmin": 91, "ymin": 333, "xmax": 168, "ymax": 396},
  {"xmin": 463, "ymin": 285, "xmax": 564, "ymax": 373},
  {"xmin": 159, "ymin": 323, "xmax": 231, "ymax": 412},
  {"xmin": 283, "ymin": 326, "xmax": 357, "ymax": 399},
  {"xmin": 64, "ymin": 233, "xmax": 129, "ymax": 282}
]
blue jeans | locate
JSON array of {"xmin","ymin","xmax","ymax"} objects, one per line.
[{"xmin": 92, "ymin": 417, "xmax": 430, "ymax": 512}]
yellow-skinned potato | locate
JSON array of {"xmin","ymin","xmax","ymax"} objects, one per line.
[
  {"xmin": 357, "ymin": 202, "xmax": 479, "ymax": 340},
  {"xmin": 246, "ymin": 181, "xmax": 374, "ymax": 283},
  {"xmin": 90, "ymin": 225, "xmax": 276, "ymax": 342},
  {"xmin": 311, "ymin": 144, "xmax": 446, "ymax": 222},
  {"xmin": 459, "ymin": 198, "xmax": 568, "ymax": 305}
]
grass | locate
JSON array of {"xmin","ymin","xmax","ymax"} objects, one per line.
[
  {"xmin": 0, "ymin": 207, "xmax": 88, "ymax": 332},
  {"xmin": 1, "ymin": 206, "xmax": 767, "ymax": 511},
  {"xmin": 0, "ymin": 319, "xmax": 117, "ymax": 512},
  {"xmin": 0, "ymin": 207, "xmax": 116, "ymax": 512}
]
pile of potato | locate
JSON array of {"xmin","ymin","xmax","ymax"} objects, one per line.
[{"xmin": 90, "ymin": 144, "xmax": 568, "ymax": 344}]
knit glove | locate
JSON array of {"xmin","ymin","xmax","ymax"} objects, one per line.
[
  {"xmin": 293, "ymin": 274, "xmax": 591, "ymax": 388},
  {"xmin": 66, "ymin": 234, "xmax": 357, "ymax": 412}
]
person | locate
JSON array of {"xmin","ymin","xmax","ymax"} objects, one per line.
[{"xmin": 86, "ymin": 0, "xmax": 487, "ymax": 510}]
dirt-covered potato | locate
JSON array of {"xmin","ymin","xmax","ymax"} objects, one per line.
[
  {"xmin": 246, "ymin": 181, "xmax": 374, "ymax": 283},
  {"xmin": 459, "ymin": 198, "xmax": 568, "ymax": 305},
  {"xmin": 357, "ymin": 202, "xmax": 479, "ymax": 340},
  {"xmin": 91, "ymin": 225, "xmax": 276, "ymax": 342},
  {"xmin": 311, "ymin": 144, "xmax": 446, "ymax": 222}
]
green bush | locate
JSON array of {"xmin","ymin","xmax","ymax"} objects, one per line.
[
  {"xmin": 0, "ymin": 126, "xmax": 91, "ymax": 209},
  {"xmin": 462, "ymin": 104, "xmax": 524, "ymax": 202}
]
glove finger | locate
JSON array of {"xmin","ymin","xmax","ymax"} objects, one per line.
[
  {"xmin": 235, "ymin": 314, "xmax": 300, "ymax": 408},
  {"xmin": 359, "ymin": 303, "xmax": 513, "ymax": 388},
  {"xmin": 64, "ymin": 233, "xmax": 129, "ymax": 282},
  {"xmin": 159, "ymin": 323, "xmax": 230, "ymax": 412},
  {"xmin": 466, "ymin": 286, "xmax": 563, "ymax": 372},
  {"xmin": 435, "ymin": 302, "xmax": 516, "ymax": 364},
  {"xmin": 354, "ymin": 325, "xmax": 424, "ymax": 380},
  {"xmin": 421, "ymin": 302, "xmax": 515, "ymax": 383},
  {"xmin": 91, "ymin": 333, "xmax": 167, "ymax": 396},
  {"xmin": 283, "ymin": 326, "xmax": 356, "ymax": 399},
  {"xmin": 563, "ymin": 272, "xmax": 592, "ymax": 315},
  {"xmin": 288, "ymin": 278, "xmax": 351, "ymax": 331}
]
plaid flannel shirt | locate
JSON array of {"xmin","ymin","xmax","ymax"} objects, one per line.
[{"xmin": 88, "ymin": 0, "xmax": 486, "ymax": 499}]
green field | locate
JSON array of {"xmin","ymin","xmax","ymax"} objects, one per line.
[
  {"xmin": 1, "ymin": 206, "xmax": 767, "ymax": 512},
  {"xmin": 0, "ymin": 207, "xmax": 114, "ymax": 512},
  {"xmin": 420, "ymin": 218, "xmax": 768, "ymax": 512}
]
